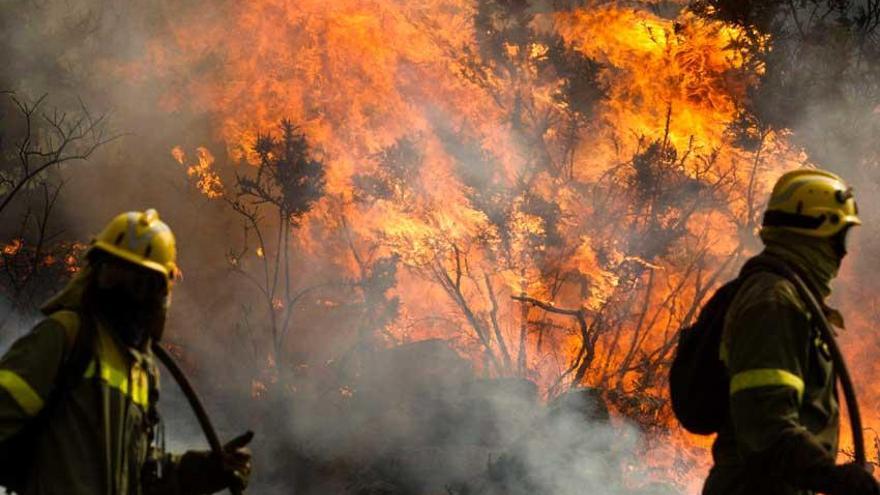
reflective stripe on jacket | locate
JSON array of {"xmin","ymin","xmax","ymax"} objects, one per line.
[
  {"xmin": 0, "ymin": 311, "xmax": 182, "ymax": 495},
  {"xmin": 704, "ymin": 266, "xmax": 838, "ymax": 495}
]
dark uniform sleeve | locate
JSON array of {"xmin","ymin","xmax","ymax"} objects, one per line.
[
  {"xmin": 725, "ymin": 279, "xmax": 835, "ymax": 487},
  {"xmin": 145, "ymin": 450, "xmax": 231, "ymax": 495},
  {"xmin": 0, "ymin": 314, "xmax": 73, "ymax": 442},
  {"xmin": 142, "ymin": 453, "xmax": 184, "ymax": 495}
]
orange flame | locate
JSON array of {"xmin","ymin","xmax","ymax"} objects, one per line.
[{"xmin": 137, "ymin": 1, "xmax": 826, "ymax": 489}]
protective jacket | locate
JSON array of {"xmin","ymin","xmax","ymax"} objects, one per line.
[
  {"xmin": 703, "ymin": 230, "xmax": 842, "ymax": 495},
  {"xmin": 0, "ymin": 269, "xmax": 184, "ymax": 495}
]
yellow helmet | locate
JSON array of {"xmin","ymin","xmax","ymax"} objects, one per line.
[
  {"xmin": 762, "ymin": 169, "xmax": 861, "ymax": 237},
  {"xmin": 89, "ymin": 209, "xmax": 180, "ymax": 284}
]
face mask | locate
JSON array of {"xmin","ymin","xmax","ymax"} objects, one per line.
[{"xmin": 830, "ymin": 226, "xmax": 852, "ymax": 261}]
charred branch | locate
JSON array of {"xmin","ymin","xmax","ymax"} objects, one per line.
[{"xmin": 0, "ymin": 92, "xmax": 116, "ymax": 218}]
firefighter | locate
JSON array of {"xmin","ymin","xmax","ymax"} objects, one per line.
[
  {"xmin": 703, "ymin": 170, "xmax": 877, "ymax": 494},
  {"xmin": 0, "ymin": 209, "xmax": 252, "ymax": 494}
]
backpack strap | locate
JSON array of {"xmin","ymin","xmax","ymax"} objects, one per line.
[{"xmin": 45, "ymin": 310, "xmax": 96, "ymax": 406}]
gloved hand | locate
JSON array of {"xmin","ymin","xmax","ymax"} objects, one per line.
[
  {"xmin": 178, "ymin": 431, "xmax": 254, "ymax": 494},
  {"xmin": 822, "ymin": 462, "xmax": 880, "ymax": 495}
]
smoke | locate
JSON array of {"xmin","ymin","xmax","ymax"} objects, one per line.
[
  {"xmin": 13, "ymin": 0, "xmax": 880, "ymax": 493},
  {"xmin": 245, "ymin": 340, "xmax": 682, "ymax": 494},
  {"xmin": 0, "ymin": 304, "xmax": 36, "ymax": 351}
]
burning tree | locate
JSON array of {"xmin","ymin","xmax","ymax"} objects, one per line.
[
  {"xmin": 170, "ymin": 0, "xmax": 795, "ymax": 404},
  {"xmin": 228, "ymin": 120, "xmax": 326, "ymax": 358},
  {"xmin": 176, "ymin": 120, "xmax": 328, "ymax": 368}
]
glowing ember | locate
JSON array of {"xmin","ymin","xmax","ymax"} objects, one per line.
[{"xmin": 3, "ymin": 239, "xmax": 23, "ymax": 256}]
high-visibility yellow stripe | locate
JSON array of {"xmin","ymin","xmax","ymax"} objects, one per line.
[
  {"xmin": 0, "ymin": 370, "xmax": 44, "ymax": 415},
  {"xmin": 83, "ymin": 324, "xmax": 150, "ymax": 407},
  {"xmin": 730, "ymin": 368, "xmax": 805, "ymax": 403},
  {"xmin": 84, "ymin": 361, "xmax": 149, "ymax": 407},
  {"xmin": 131, "ymin": 367, "xmax": 149, "ymax": 406}
]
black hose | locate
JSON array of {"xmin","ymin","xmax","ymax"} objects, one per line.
[
  {"xmin": 758, "ymin": 257, "xmax": 866, "ymax": 466},
  {"xmin": 152, "ymin": 343, "xmax": 245, "ymax": 495}
]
